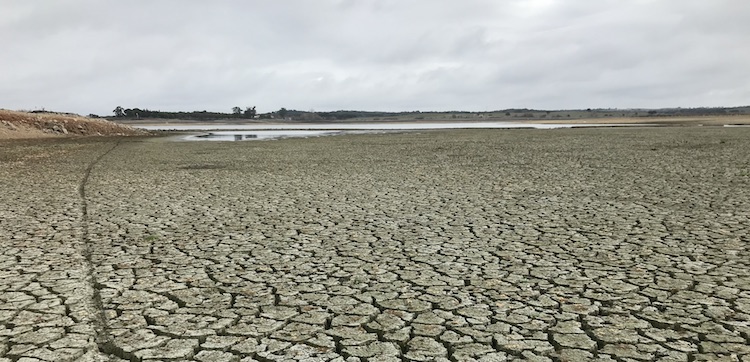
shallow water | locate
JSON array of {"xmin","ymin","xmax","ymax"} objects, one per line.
[
  {"xmin": 140, "ymin": 122, "xmax": 647, "ymax": 141},
  {"xmin": 140, "ymin": 121, "xmax": 592, "ymax": 131},
  {"xmin": 183, "ymin": 130, "xmax": 346, "ymax": 141}
]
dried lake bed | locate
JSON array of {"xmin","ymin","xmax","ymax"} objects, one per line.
[{"xmin": 1, "ymin": 127, "xmax": 750, "ymax": 361}]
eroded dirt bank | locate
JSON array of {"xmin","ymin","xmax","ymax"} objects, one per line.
[{"xmin": 0, "ymin": 110, "xmax": 146, "ymax": 139}]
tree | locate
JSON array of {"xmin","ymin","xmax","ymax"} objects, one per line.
[
  {"xmin": 278, "ymin": 107, "xmax": 288, "ymax": 119},
  {"xmin": 113, "ymin": 106, "xmax": 125, "ymax": 117},
  {"xmin": 123, "ymin": 108, "xmax": 142, "ymax": 118},
  {"xmin": 244, "ymin": 106, "xmax": 256, "ymax": 118},
  {"xmin": 232, "ymin": 106, "xmax": 242, "ymax": 115}
]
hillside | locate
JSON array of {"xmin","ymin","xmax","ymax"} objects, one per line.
[
  {"xmin": 0, "ymin": 109, "xmax": 147, "ymax": 139},
  {"xmin": 109, "ymin": 105, "xmax": 750, "ymax": 123}
]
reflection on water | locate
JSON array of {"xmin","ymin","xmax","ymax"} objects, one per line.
[
  {"xmin": 184, "ymin": 130, "xmax": 346, "ymax": 141},
  {"xmin": 142, "ymin": 122, "xmax": 652, "ymax": 141},
  {"xmin": 140, "ymin": 121, "xmax": 588, "ymax": 132}
]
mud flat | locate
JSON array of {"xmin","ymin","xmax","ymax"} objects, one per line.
[{"xmin": 2, "ymin": 128, "xmax": 750, "ymax": 361}]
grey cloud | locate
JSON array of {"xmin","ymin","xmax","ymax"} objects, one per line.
[{"xmin": 1, "ymin": 0, "xmax": 748, "ymax": 115}]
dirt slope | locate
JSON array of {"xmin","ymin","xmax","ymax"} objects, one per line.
[{"xmin": 0, "ymin": 109, "xmax": 148, "ymax": 139}]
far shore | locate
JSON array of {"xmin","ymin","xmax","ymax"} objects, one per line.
[{"xmin": 117, "ymin": 115, "xmax": 750, "ymax": 128}]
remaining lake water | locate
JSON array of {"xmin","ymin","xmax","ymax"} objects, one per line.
[{"xmin": 137, "ymin": 122, "xmax": 648, "ymax": 141}]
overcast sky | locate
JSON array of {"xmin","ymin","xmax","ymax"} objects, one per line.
[{"xmin": 1, "ymin": 0, "xmax": 749, "ymax": 115}]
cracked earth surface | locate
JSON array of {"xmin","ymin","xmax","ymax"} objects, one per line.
[{"xmin": 2, "ymin": 128, "xmax": 750, "ymax": 361}]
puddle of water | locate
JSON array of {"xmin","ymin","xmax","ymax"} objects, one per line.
[
  {"xmin": 140, "ymin": 122, "xmax": 654, "ymax": 141},
  {"xmin": 140, "ymin": 121, "xmax": 584, "ymax": 132},
  {"xmin": 183, "ymin": 130, "xmax": 345, "ymax": 141}
]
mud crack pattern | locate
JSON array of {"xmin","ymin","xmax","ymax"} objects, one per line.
[{"xmin": 2, "ymin": 128, "xmax": 750, "ymax": 361}]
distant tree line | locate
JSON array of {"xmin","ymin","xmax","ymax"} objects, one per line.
[
  {"xmin": 107, "ymin": 105, "xmax": 750, "ymax": 121},
  {"xmin": 264, "ymin": 107, "xmax": 750, "ymax": 120},
  {"xmin": 108, "ymin": 106, "xmax": 422, "ymax": 121},
  {"xmin": 111, "ymin": 106, "xmax": 257, "ymax": 120},
  {"xmin": 643, "ymin": 107, "xmax": 746, "ymax": 116},
  {"xmin": 274, "ymin": 109, "xmax": 424, "ymax": 121}
]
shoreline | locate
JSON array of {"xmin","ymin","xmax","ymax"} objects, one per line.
[{"xmin": 119, "ymin": 115, "xmax": 750, "ymax": 128}]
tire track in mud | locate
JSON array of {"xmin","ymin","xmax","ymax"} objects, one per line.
[{"xmin": 77, "ymin": 140, "xmax": 121, "ymax": 358}]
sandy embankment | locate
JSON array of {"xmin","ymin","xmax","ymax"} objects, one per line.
[{"xmin": 0, "ymin": 109, "xmax": 147, "ymax": 139}]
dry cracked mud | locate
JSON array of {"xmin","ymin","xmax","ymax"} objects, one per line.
[{"xmin": 1, "ymin": 128, "xmax": 750, "ymax": 361}]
